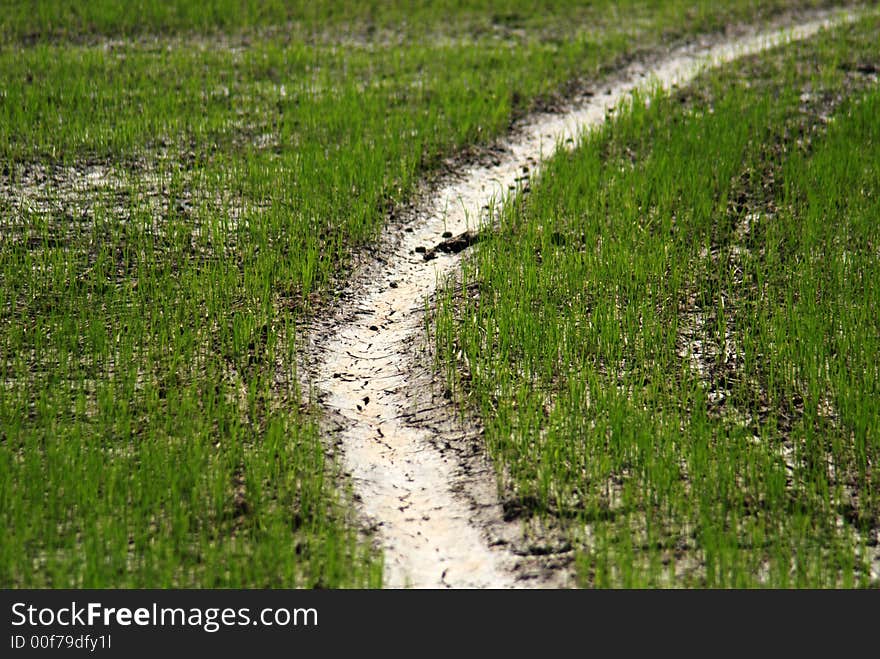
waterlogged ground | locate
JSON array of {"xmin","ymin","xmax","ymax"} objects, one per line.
[{"xmin": 1, "ymin": 1, "xmax": 875, "ymax": 588}]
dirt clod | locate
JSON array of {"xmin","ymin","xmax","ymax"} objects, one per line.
[{"xmin": 422, "ymin": 230, "xmax": 481, "ymax": 261}]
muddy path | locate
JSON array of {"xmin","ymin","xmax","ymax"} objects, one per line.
[{"xmin": 303, "ymin": 11, "xmax": 859, "ymax": 588}]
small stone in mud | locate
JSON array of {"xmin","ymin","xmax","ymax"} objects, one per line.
[
  {"xmin": 369, "ymin": 325, "xmax": 379, "ymax": 331},
  {"xmin": 414, "ymin": 245, "xmax": 426, "ymax": 253},
  {"xmin": 389, "ymin": 281, "xmax": 398, "ymax": 288},
  {"xmin": 363, "ymin": 396, "xmax": 370, "ymax": 405}
]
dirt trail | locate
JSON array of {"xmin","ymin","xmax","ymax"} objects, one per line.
[{"xmin": 305, "ymin": 11, "xmax": 858, "ymax": 588}]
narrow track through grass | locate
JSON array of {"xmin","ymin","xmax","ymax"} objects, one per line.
[
  {"xmin": 0, "ymin": 1, "xmax": 868, "ymax": 587},
  {"xmin": 437, "ymin": 14, "xmax": 880, "ymax": 587}
]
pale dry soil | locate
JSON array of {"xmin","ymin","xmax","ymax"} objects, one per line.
[{"xmin": 301, "ymin": 11, "xmax": 861, "ymax": 588}]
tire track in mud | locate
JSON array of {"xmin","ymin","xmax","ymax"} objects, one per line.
[{"xmin": 304, "ymin": 11, "xmax": 859, "ymax": 588}]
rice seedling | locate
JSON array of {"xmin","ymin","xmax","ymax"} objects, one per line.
[
  {"xmin": 1, "ymin": 0, "xmax": 865, "ymax": 587},
  {"xmin": 436, "ymin": 13, "xmax": 880, "ymax": 587}
]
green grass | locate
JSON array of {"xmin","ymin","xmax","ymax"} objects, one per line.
[
  {"xmin": 0, "ymin": 1, "xmax": 866, "ymax": 587},
  {"xmin": 0, "ymin": 1, "xmax": 845, "ymax": 43},
  {"xmin": 436, "ymin": 14, "xmax": 880, "ymax": 587}
]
